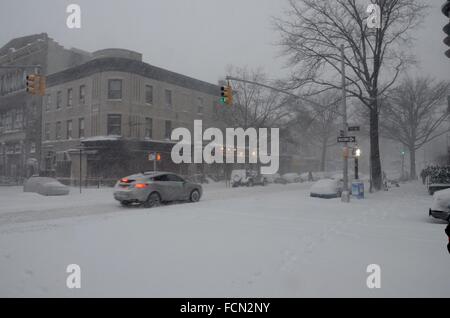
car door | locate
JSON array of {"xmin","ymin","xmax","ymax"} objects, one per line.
[
  {"xmin": 166, "ymin": 174, "xmax": 186, "ymax": 201},
  {"xmin": 152, "ymin": 174, "xmax": 172, "ymax": 201}
]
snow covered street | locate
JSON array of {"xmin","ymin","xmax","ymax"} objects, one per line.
[{"xmin": 0, "ymin": 182, "xmax": 449, "ymax": 297}]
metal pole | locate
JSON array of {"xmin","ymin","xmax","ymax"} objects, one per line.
[
  {"xmin": 153, "ymin": 153, "xmax": 156, "ymax": 172},
  {"xmin": 79, "ymin": 149, "xmax": 82, "ymax": 194},
  {"xmin": 355, "ymin": 157, "xmax": 359, "ymax": 180},
  {"xmin": 340, "ymin": 44, "xmax": 349, "ymax": 201},
  {"xmin": 401, "ymin": 153, "xmax": 405, "ymax": 180}
]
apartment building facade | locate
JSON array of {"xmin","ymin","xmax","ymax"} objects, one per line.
[
  {"xmin": 43, "ymin": 48, "xmax": 221, "ymax": 181},
  {"xmin": 0, "ymin": 33, "xmax": 91, "ymax": 181}
]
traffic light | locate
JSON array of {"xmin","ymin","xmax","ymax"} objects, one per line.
[
  {"xmin": 26, "ymin": 74, "xmax": 38, "ymax": 95},
  {"xmin": 156, "ymin": 153, "xmax": 161, "ymax": 161},
  {"xmin": 443, "ymin": 0, "xmax": 450, "ymax": 58},
  {"xmin": 25, "ymin": 74, "xmax": 46, "ymax": 96},
  {"xmin": 220, "ymin": 85, "xmax": 233, "ymax": 105},
  {"xmin": 354, "ymin": 148, "xmax": 361, "ymax": 157}
]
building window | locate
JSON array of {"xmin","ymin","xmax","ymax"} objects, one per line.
[
  {"xmin": 145, "ymin": 85, "xmax": 153, "ymax": 104},
  {"xmin": 45, "ymin": 123, "xmax": 50, "ymax": 140},
  {"xmin": 14, "ymin": 144, "xmax": 21, "ymax": 154},
  {"xmin": 66, "ymin": 120, "xmax": 73, "ymax": 139},
  {"xmin": 46, "ymin": 94, "xmax": 52, "ymax": 111},
  {"xmin": 5, "ymin": 112, "xmax": 12, "ymax": 130},
  {"xmin": 107, "ymin": 114, "xmax": 122, "ymax": 136},
  {"xmin": 30, "ymin": 142, "xmax": 36, "ymax": 154},
  {"xmin": 108, "ymin": 79, "xmax": 122, "ymax": 100},
  {"xmin": 56, "ymin": 91, "xmax": 62, "ymax": 109},
  {"xmin": 67, "ymin": 88, "xmax": 73, "ymax": 107},
  {"xmin": 79, "ymin": 118, "xmax": 85, "ymax": 138},
  {"xmin": 55, "ymin": 121, "xmax": 62, "ymax": 140},
  {"xmin": 164, "ymin": 120, "xmax": 172, "ymax": 139},
  {"xmin": 145, "ymin": 117, "xmax": 153, "ymax": 139},
  {"xmin": 79, "ymin": 85, "xmax": 86, "ymax": 105},
  {"xmin": 165, "ymin": 89, "xmax": 172, "ymax": 106},
  {"xmin": 13, "ymin": 109, "xmax": 23, "ymax": 130}
]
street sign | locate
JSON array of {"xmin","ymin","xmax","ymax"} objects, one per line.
[
  {"xmin": 337, "ymin": 136, "xmax": 356, "ymax": 143},
  {"xmin": 348, "ymin": 126, "xmax": 360, "ymax": 132}
]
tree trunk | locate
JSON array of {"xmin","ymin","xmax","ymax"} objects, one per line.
[
  {"xmin": 370, "ymin": 107, "xmax": 382, "ymax": 190},
  {"xmin": 409, "ymin": 147, "xmax": 416, "ymax": 180},
  {"xmin": 320, "ymin": 139, "xmax": 327, "ymax": 171}
]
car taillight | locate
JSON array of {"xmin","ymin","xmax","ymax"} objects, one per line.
[
  {"xmin": 134, "ymin": 183, "xmax": 149, "ymax": 189},
  {"xmin": 120, "ymin": 178, "xmax": 129, "ymax": 183}
]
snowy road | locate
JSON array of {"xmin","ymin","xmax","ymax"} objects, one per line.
[{"xmin": 0, "ymin": 182, "xmax": 449, "ymax": 297}]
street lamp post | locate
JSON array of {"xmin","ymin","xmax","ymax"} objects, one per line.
[{"xmin": 355, "ymin": 148, "xmax": 361, "ymax": 180}]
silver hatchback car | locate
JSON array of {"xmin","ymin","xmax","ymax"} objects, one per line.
[{"xmin": 113, "ymin": 171, "xmax": 203, "ymax": 207}]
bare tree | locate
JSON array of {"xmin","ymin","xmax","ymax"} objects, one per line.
[
  {"xmin": 274, "ymin": 0, "xmax": 427, "ymax": 190},
  {"xmin": 289, "ymin": 92, "xmax": 340, "ymax": 171},
  {"xmin": 381, "ymin": 77, "xmax": 450, "ymax": 180}
]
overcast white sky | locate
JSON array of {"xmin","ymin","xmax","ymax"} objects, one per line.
[{"xmin": 0, "ymin": 0, "xmax": 448, "ymax": 84}]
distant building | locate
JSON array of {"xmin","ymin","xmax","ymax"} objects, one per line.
[
  {"xmin": 0, "ymin": 33, "xmax": 91, "ymax": 181},
  {"xmin": 43, "ymin": 48, "xmax": 221, "ymax": 182}
]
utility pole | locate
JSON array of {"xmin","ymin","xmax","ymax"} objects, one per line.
[
  {"xmin": 340, "ymin": 44, "xmax": 350, "ymax": 202},
  {"xmin": 79, "ymin": 148, "xmax": 82, "ymax": 194}
]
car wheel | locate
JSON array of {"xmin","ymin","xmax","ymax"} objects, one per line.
[
  {"xmin": 144, "ymin": 192, "xmax": 161, "ymax": 208},
  {"xmin": 120, "ymin": 201, "xmax": 131, "ymax": 207},
  {"xmin": 190, "ymin": 189, "xmax": 201, "ymax": 202}
]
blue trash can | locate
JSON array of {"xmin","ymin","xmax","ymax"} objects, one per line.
[{"xmin": 351, "ymin": 181, "xmax": 364, "ymax": 199}]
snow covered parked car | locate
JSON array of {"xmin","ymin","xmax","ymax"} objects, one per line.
[
  {"xmin": 282, "ymin": 173, "xmax": 301, "ymax": 183},
  {"xmin": 429, "ymin": 188, "xmax": 450, "ymax": 222},
  {"xmin": 310, "ymin": 179, "xmax": 343, "ymax": 199},
  {"xmin": 262, "ymin": 173, "xmax": 281, "ymax": 184},
  {"xmin": 231, "ymin": 169, "xmax": 267, "ymax": 187},
  {"xmin": 23, "ymin": 176, "xmax": 70, "ymax": 196}
]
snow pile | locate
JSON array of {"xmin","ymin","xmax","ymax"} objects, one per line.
[{"xmin": 431, "ymin": 188, "xmax": 450, "ymax": 212}]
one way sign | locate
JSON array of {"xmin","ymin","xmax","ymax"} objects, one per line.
[{"xmin": 337, "ymin": 136, "xmax": 356, "ymax": 143}]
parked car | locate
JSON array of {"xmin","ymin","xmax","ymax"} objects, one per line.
[
  {"xmin": 231, "ymin": 169, "xmax": 267, "ymax": 187},
  {"xmin": 428, "ymin": 183, "xmax": 450, "ymax": 196},
  {"xmin": 310, "ymin": 179, "xmax": 343, "ymax": 199},
  {"xmin": 23, "ymin": 176, "xmax": 70, "ymax": 196},
  {"xmin": 282, "ymin": 173, "xmax": 302, "ymax": 183},
  {"xmin": 113, "ymin": 171, "xmax": 202, "ymax": 208},
  {"xmin": 262, "ymin": 173, "xmax": 281, "ymax": 184},
  {"xmin": 429, "ymin": 188, "xmax": 450, "ymax": 222}
]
